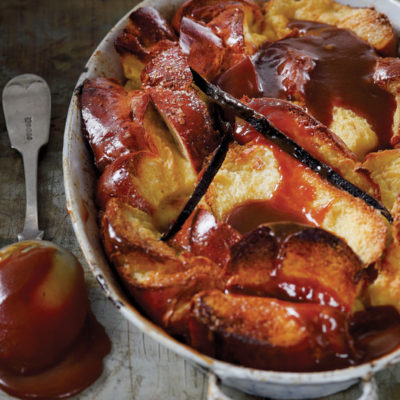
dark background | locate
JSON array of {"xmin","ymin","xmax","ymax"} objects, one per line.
[{"xmin": 0, "ymin": 0, "xmax": 142, "ymax": 249}]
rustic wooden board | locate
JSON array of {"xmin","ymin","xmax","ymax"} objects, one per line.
[{"xmin": 1, "ymin": 0, "xmax": 400, "ymax": 399}]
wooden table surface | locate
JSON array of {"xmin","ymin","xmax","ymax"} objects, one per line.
[{"xmin": 1, "ymin": 1, "xmax": 400, "ymax": 399}]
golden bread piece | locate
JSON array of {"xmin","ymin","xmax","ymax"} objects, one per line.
[
  {"xmin": 238, "ymin": 98, "xmax": 379, "ymax": 198},
  {"xmin": 368, "ymin": 243, "xmax": 400, "ymax": 312},
  {"xmin": 115, "ymin": 7, "xmax": 177, "ymax": 88},
  {"xmin": 224, "ymin": 224, "xmax": 364, "ymax": 313},
  {"xmin": 81, "ymin": 77, "xmax": 200, "ymax": 181},
  {"xmin": 263, "ymin": 0, "xmax": 397, "ymax": 56},
  {"xmin": 173, "ymin": 0, "xmax": 265, "ymax": 49},
  {"xmin": 148, "ymin": 86, "xmax": 218, "ymax": 172},
  {"xmin": 81, "ymin": 78, "xmax": 153, "ymax": 171},
  {"xmin": 275, "ymin": 226, "xmax": 364, "ymax": 313},
  {"xmin": 363, "ymin": 149, "xmax": 400, "ymax": 212},
  {"xmin": 328, "ymin": 107, "xmax": 378, "ymax": 160},
  {"xmin": 140, "ymin": 44, "xmax": 219, "ymax": 172},
  {"xmin": 97, "ymin": 150, "xmax": 196, "ymax": 230},
  {"xmin": 205, "ymin": 142, "xmax": 387, "ymax": 265},
  {"xmin": 173, "ymin": 0, "xmax": 265, "ymax": 80},
  {"xmin": 101, "ymin": 199, "xmax": 222, "ymax": 337},
  {"xmin": 374, "ymin": 58, "xmax": 400, "ymax": 148},
  {"xmin": 189, "ymin": 290, "xmax": 354, "ymax": 371},
  {"xmin": 141, "ymin": 44, "xmax": 192, "ymax": 90},
  {"xmin": 224, "ymin": 225, "xmax": 277, "ymax": 294}
]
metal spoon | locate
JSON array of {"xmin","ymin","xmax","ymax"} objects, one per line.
[{"xmin": 2, "ymin": 74, "xmax": 51, "ymax": 241}]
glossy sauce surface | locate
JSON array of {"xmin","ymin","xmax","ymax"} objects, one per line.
[
  {"xmin": 0, "ymin": 242, "xmax": 111, "ymax": 399},
  {"xmin": 252, "ymin": 21, "xmax": 396, "ymax": 149},
  {"xmin": 226, "ymin": 144, "xmax": 333, "ymax": 234},
  {"xmin": 0, "ymin": 313, "xmax": 110, "ymax": 400},
  {"xmin": 350, "ymin": 306, "xmax": 400, "ymax": 362}
]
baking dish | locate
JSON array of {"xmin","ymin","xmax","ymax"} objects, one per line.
[{"xmin": 63, "ymin": 0, "xmax": 400, "ymax": 398}]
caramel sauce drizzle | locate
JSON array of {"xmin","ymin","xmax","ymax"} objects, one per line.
[{"xmin": 253, "ymin": 21, "xmax": 396, "ymax": 150}]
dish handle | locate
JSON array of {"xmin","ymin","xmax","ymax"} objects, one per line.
[{"xmin": 207, "ymin": 372, "xmax": 379, "ymax": 400}]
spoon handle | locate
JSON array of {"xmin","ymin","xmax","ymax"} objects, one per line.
[
  {"xmin": 2, "ymin": 74, "xmax": 51, "ymax": 241},
  {"xmin": 18, "ymin": 149, "xmax": 43, "ymax": 241}
]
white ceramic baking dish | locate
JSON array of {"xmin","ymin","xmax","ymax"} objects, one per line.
[{"xmin": 63, "ymin": 1, "xmax": 400, "ymax": 399}]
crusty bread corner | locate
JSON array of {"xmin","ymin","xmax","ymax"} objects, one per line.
[
  {"xmin": 262, "ymin": 0, "xmax": 397, "ymax": 56},
  {"xmin": 321, "ymin": 196, "xmax": 387, "ymax": 266},
  {"xmin": 205, "ymin": 142, "xmax": 387, "ymax": 265}
]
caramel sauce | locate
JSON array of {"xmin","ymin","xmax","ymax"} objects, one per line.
[
  {"xmin": 226, "ymin": 144, "xmax": 333, "ymax": 234},
  {"xmin": 272, "ymin": 277, "xmax": 341, "ymax": 309},
  {"xmin": 350, "ymin": 306, "xmax": 400, "ymax": 362},
  {"xmin": 0, "ymin": 243, "xmax": 111, "ymax": 398},
  {"xmin": 252, "ymin": 21, "xmax": 396, "ymax": 149},
  {"xmin": 226, "ymin": 200, "xmax": 308, "ymax": 234},
  {"xmin": 216, "ymin": 56, "xmax": 262, "ymax": 100},
  {"xmin": 0, "ymin": 313, "xmax": 110, "ymax": 400}
]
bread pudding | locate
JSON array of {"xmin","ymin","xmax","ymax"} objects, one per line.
[{"xmin": 80, "ymin": 0, "xmax": 400, "ymax": 372}]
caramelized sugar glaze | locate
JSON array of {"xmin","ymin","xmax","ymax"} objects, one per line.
[
  {"xmin": 81, "ymin": 1, "xmax": 400, "ymax": 373},
  {"xmin": 0, "ymin": 242, "xmax": 110, "ymax": 398},
  {"xmin": 253, "ymin": 21, "xmax": 396, "ymax": 149}
]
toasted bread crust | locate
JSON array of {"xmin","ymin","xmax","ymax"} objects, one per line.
[
  {"xmin": 189, "ymin": 290, "xmax": 354, "ymax": 371},
  {"xmin": 81, "ymin": 78, "xmax": 155, "ymax": 170}
]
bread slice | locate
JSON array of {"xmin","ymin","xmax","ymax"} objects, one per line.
[
  {"xmin": 172, "ymin": 0, "xmax": 266, "ymax": 76},
  {"xmin": 97, "ymin": 151, "xmax": 196, "ymax": 230},
  {"xmin": 238, "ymin": 98, "xmax": 379, "ymax": 198},
  {"xmin": 189, "ymin": 290, "xmax": 354, "ymax": 371},
  {"xmin": 374, "ymin": 58, "xmax": 400, "ymax": 148},
  {"xmin": 257, "ymin": 0, "xmax": 400, "ymax": 160},
  {"xmin": 81, "ymin": 78, "xmax": 153, "ymax": 171},
  {"xmin": 363, "ymin": 149, "xmax": 400, "ymax": 212},
  {"xmin": 147, "ymin": 85, "xmax": 219, "ymax": 172},
  {"xmin": 263, "ymin": 0, "xmax": 397, "ymax": 56},
  {"xmin": 101, "ymin": 199, "xmax": 222, "ymax": 338},
  {"xmin": 224, "ymin": 224, "xmax": 364, "ymax": 313},
  {"xmin": 205, "ymin": 142, "xmax": 387, "ymax": 265},
  {"xmin": 368, "ymin": 242, "xmax": 400, "ymax": 312},
  {"xmin": 115, "ymin": 7, "xmax": 177, "ymax": 88},
  {"xmin": 139, "ymin": 44, "xmax": 220, "ymax": 172}
]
